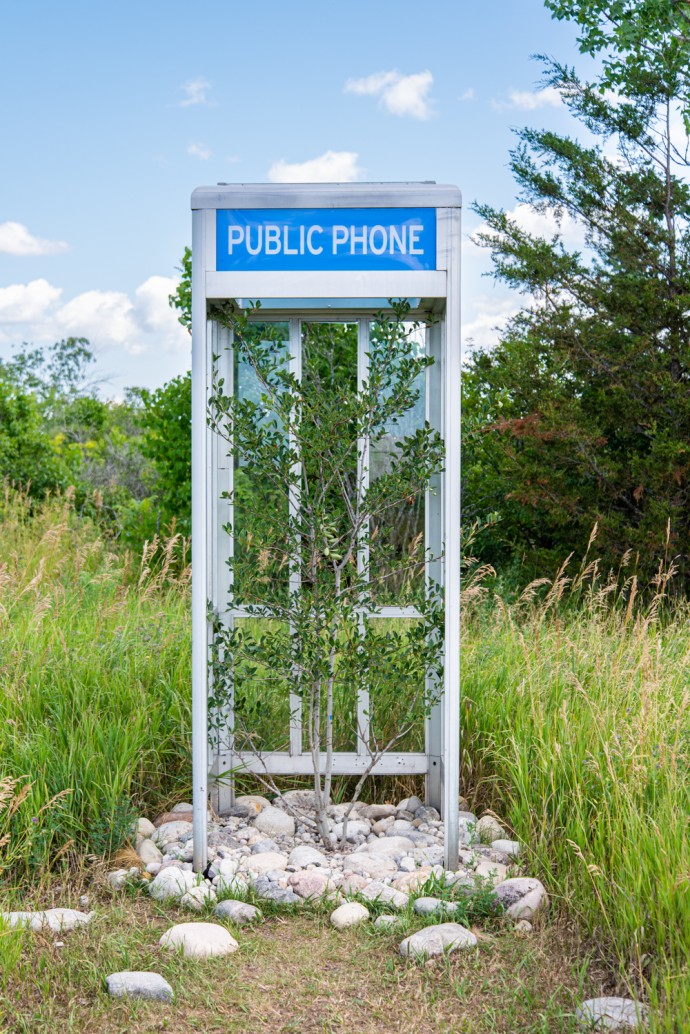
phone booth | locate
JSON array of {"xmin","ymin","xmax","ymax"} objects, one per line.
[{"xmin": 191, "ymin": 182, "xmax": 461, "ymax": 870}]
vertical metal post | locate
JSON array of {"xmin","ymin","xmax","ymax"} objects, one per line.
[
  {"xmin": 192, "ymin": 208, "xmax": 209, "ymax": 873},
  {"xmin": 288, "ymin": 318, "xmax": 303, "ymax": 756},
  {"xmin": 442, "ymin": 207, "xmax": 462, "ymax": 871},
  {"xmin": 356, "ymin": 318, "xmax": 371, "ymax": 755},
  {"xmin": 425, "ymin": 319, "xmax": 444, "ymax": 810}
]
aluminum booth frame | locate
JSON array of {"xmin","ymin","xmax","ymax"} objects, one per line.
[{"xmin": 191, "ymin": 182, "xmax": 461, "ymax": 871}]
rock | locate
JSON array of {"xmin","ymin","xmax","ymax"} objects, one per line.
[
  {"xmin": 281, "ymin": 789, "xmax": 318, "ymax": 811},
  {"xmin": 399, "ymin": 922, "xmax": 477, "ymax": 959},
  {"xmin": 374, "ymin": 914, "xmax": 400, "ymax": 929},
  {"xmin": 171, "ymin": 802, "xmax": 193, "ymax": 812},
  {"xmin": 251, "ymin": 839, "xmax": 279, "ymax": 854},
  {"xmin": 491, "ymin": 839, "xmax": 521, "ymax": 858},
  {"xmin": 148, "ymin": 866, "xmax": 197, "ymax": 901},
  {"xmin": 345, "ymin": 853, "xmax": 397, "ymax": 879},
  {"xmin": 392, "ymin": 867, "xmax": 433, "ymax": 892},
  {"xmin": 288, "ymin": 871, "xmax": 330, "ymax": 899},
  {"xmin": 399, "ymin": 856, "xmax": 417, "ymax": 873},
  {"xmin": 397, "ymin": 795, "xmax": 423, "ymax": 815},
  {"xmin": 106, "ymin": 868, "xmax": 135, "ymax": 890},
  {"xmin": 160, "ymin": 922, "xmax": 238, "ymax": 958},
  {"xmin": 251, "ymin": 879, "xmax": 300, "ymax": 904},
  {"xmin": 413, "ymin": 896, "xmax": 459, "ymax": 916},
  {"xmin": 495, "ymin": 878, "xmax": 549, "ymax": 919},
  {"xmin": 214, "ymin": 900, "xmax": 262, "ymax": 925},
  {"xmin": 332, "ymin": 819, "xmax": 371, "ymax": 840},
  {"xmin": 155, "ymin": 810, "xmax": 192, "ymax": 828},
  {"xmin": 106, "ymin": 971, "xmax": 173, "ymax": 1002},
  {"xmin": 339, "ymin": 873, "xmax": 368, "ymax": 894},
  {"xmin": 217, "ymin": 857, "xmax": 240, "ymax": 878},
  {"xmin": 288, "ymin": 845, "xmax": 327, "ymax": 868},
  {"xmin": 253, "ymin": 806, "xmax": 295, "ymax": 838},
  {"xmin": 153, "ymin": 821, "xmax": 195, "ymax": 847},
  {"xmin": 575, "ymin": 998, "xmax": 649, "ymax": 1030},
  {"xmin": 514, "ymin": 920, "xmax": 532, "ymax": 934},
  {"xmin": 372, "ymin": 817, "xmax": 395, "ymax": 835},
  {"xmin": 136, "ymin": 817, "xmax": 156, "ymax": 839},
  {"xmin": 180, "ymin": 884, "xmax": 217, "ymax": 911},
  {"xmin": 215, "ymin": 873, "xmax": 248, "ymax": 896},
  {"xmin": 2, "ymin": 909, "xmax": 94, "ymax": 933},
  {"xmin": 360, "ymin": 804, "xmax": 397, "ymax": 821},
  {"xmin": 477, "ymin": 815, "xmax": 505, "ymax": 843},
  {"xmin": 360, "ymin": 882, "xmax": 409, "ymax": 910},
  {"xmin": 330, "ymin": 902, "xmax": 369, "ymax": 930},
  {"xmin": 414, "ymin": 806, "xmax": 440, "ymax": 823},
  {"xmin": 234, "ymin": 795, "xmax": 269, "ymax": 817},
  {"xmin": 239, "ymin": 851, "xmax": 288, "ymax": 875},
  {"xmin": 362, "ymin": 836, "xmax": 415, "ymax": 856},
  {"xmin": 146, "ymin": 862, "xmax": 161, "ymax": 875},
  {"xmin": 474, "ymin": 859, "xmax": 508, "ymax": 885},
  {"xmin": 137, "ymin": 839, "xmax": 163, "ymax": 865}
]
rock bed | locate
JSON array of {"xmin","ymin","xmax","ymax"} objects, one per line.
[{"xmin": 1, "ymin": 791, "xmax": 650, "ymax": 1028}]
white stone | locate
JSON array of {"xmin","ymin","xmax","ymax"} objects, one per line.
[
  {"xmin": 171, "ymin": 802, "xmax": 194, "ymax": 813},
  {"xmin": 413, "ymin": 896, "xmax": 459, "ymax": 916},
  {"xmin": 476, "ymin": 815, "xmax": 505, "ymax": 843},
  {"xmin": 106, "ymin": 971, "xmax": 173, "ymax": 1001},
  {"xmin": 360, "ymin": 882, "xmax": 409, "ymax": 910},
  {"xmin": 214, "ymin": 900, "xmax": 262, "ymax": 925},
  {"xmin": 153, "ymin": 821, "xmax": 195, "ymax": 847},
  {"xmin": 2, "ymin": 908, "xmax": 94, "ymax": 933},
  {"xmin": 239, "ymin": 851, "xmax": 288, "ymax": 875},
  {"xmin": 399, "ymin": 856, "xmax": 417, "ymax": 873},
  {"xmin": 345, "ymin": 852, "xmax": 397, "ymax": 879},
  {"xmin": 495, "ymin": 878, "xmax": 549, "ymax": 919},
  {"xmin": 148, "ymin": 866, "xmax": 197, "ymax": 902},
  {"xmin": 106, "ymin": 868, "xmax": 132, "ymax": 890},
  {"xmin": 160, "ymin": 921, "xmax": 238, "ymax": 958},
  {"xmin": 180, "ymin": 884, "xmax": 217, "ymax": 911},
  {"xmin": 491, "ymin": 839, "xmax": 521, "ymax": 857},
  {"xmin": 399, "ymin": 923, "xmax": 477, "ymax": 959},
  {"xmin": 514, "ymin": 920, "xmax": 533, "ymax": 934},
  {"xmin": 362, "ymin": 836, "xmax": 415, "ymax": 856},
  {"xmin": 360, "ymin": 804, "xmax": 397, "ymax": 821},
  {"xmin": 396, "ymin": 795, "xmax": 423, "ymax": 815},
  {"xmin": 474, "ymin": 859, "xmax": 508, "ymax": 885},
  {"xmin": 288, "ymin": 845, "xmax": 327, "ymax": 868},
  {"xmin": 332, "ymin": 819, "xmax": 371, "ymax": 840},
  {"xmin": 136, "ymin": 817, "xmax": 156, "ymax": 839},
  {"xmin": 215, "ymin": 873, "xmax": 248, "ymax": 896},
  {"xmin": 374, "ymin": 914, "xmax": 400, "ymax": 929},
  {"xmin": 217, "ymin": 857, "xmax": 240, "ymax": 878},
  {"xmin": 235, "ymin": 795, "xmax": 269, "ymax": 816},
  {"xmin": 575, "ymin": 998, "xmax": 649, "ymax": 1029},
  {"xmin": 253, "ymin": 806, "xmax": 295, "ymax": 838},
  {"xmin": 372, "ymin": 817, "xmax": 396, "ymax": 835},
  {"xmin": 137, "ymin": 838, "xmax": 163, "ymax": 865},
  {"xmin": 330, "ymin": 902, "xmax": 369, "ymax": 930}
]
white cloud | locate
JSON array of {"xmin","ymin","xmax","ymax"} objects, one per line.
[
  {"xmin": 187, "ymin": 141, "xmax": 212, "ymax": 160},
  {"xmin": 458, "ymin": 88, "xmax": 475, "ymax": 102},
  {"xmin": 179, "ymin": 77, "xmax": 212, "ymax": 107},
  {"xmin": 267, "ymin": 149, "xmax": 362, "ymax": 183},
  {"xmin": 463, "ymin": 294, "xmax": 520, "ymax": 352},
  {"xmin": 0, "ymin": 275, "xmax": 189, "ymax": 356},
  {"xmin": 344, "ymin": 69, "xmax": 435, "ymax": 120},
  {"xmin": 498, "ymin": 86, "xmax": 563, "ymax": 111},
  {"xmin": 0, "ymin": 279, "xmax": 62, "ymax": 322},
  {"xmin": 473, "ymin": 203, "xmax": 587, "ymax": 253},
  {"xmin": 0, "ymin": 221, "xmax": 69, "ymax": 256}
]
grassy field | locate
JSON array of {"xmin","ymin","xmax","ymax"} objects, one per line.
[{"xmin": 1, "ymin": 490, "xmax": 689, "ymax": 1029}]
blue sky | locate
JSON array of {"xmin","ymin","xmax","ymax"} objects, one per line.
[{"xmin": 0, "ymin": 0, "xmax": 594, "ymax": 395}]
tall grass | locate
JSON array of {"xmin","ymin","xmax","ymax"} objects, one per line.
[
  {"xmin": 0, "ymin": 486, "xmax": 192, "ymax": 880},
  {"xmin": 462, "ymin": 544, "xmax": 690, "ymax": 1029}
]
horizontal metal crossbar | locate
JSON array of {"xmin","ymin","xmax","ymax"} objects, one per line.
[{"xmin": 230, "ymin": 751, "xmax": 430, "ymax": 776}]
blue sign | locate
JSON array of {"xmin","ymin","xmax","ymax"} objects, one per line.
[{"xmin": 216, "ymin": 208, "xmax": 436, "ymax": 272}]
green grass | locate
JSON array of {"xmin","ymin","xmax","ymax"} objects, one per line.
[{"xmin": 1, "ymin": 488, "xmax": 689, "ymax": 1028}]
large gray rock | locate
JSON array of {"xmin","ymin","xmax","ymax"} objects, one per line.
[
  {"xmin": 345, "ymin": 852, "xmax": 397, "ymax": 879},
  {"xmin": 137, "ymin": 838, "xmax": 163, "ymax": 865},
  {"xmin": 106, "ymin": 971, "xmax": 173, "ymax": 1002},
  {"xmin": 413, "ymin": 896, "xmax": 459, "ymax": 917},
  {"xmin": 360, "ymin": 804, "xmax": 397, "ymax": 821},
  {"xmin": 288, "ymin": 845, "xmax": 327, "ymax": 868},
  {"xmin": 575, "ymin": 998, "xmax": 649, "ymax": 1029},
  {"xmin": 160, "ymin": 922, "xmax": 238, "ymax": 958},
  {"xmin": 288, "ymin": 870, "xmax": 330, "ymax": 899},
  {"xmin": 251, "ymin": 877, "xmax": 300, "ymax": 904},
  {"xmin": 180, "ymin": 884, "xmax": 217, "ymax": 911},
  {"xmin": 253, "ymin": 806, "xmax": 295, "ymax": 838},
  {"xmin": 491, "ymin": 839, "xmax": 521, "ymax": 858},
  {"xmin": 399, "ymin": 922, "xmax": 477, "ymax": 959},
  {"xmin": 214, "ymin": 900, "xmax": 262, "ymax": 925},
  {"xmin": 135, "ymin": 817, "xmax": 156, "ymax": 839},
  {"xmin": 330, "ymin": 902, "xmax": 369, "ymax": 930},
  {"xmin": 363, "ymin": 836, "xmax": 415, "ymax": 856},
  {"xmin": 360, "ymin": 881, "xmax": 408, "ymax": 910},
  {"xmin": 332, "ymin": 819, "xmax": 371, "ymax": 840},
  {"xmin": 153, "ymin": 821, "xmax": 195, "ymax": 847},
  {"xmin": 2, "ymin": 908, "xmax": 93, "ymax": 933},
  {"xmin": 494, "ymin": 877, "xmax": 548, "ymax": 919},
  {"xmin": 477, "ymin": 815, "xmax": 505, "ymax": 843},
  {"xmin": 148, "ymin": 866, "xmax": 198, "ymax": 901}
]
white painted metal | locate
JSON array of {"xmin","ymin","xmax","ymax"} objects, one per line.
[
  {"xmin": 356, "ymin": 319, "xmax": 371, "ymax": 756},
  {"xmin": 191, "ymin": 183, "xmax": 462, "ymax": 874},
  {"xmin": 288, "ymin": 317, "xmax": 303, "ymax": 757},
  {"xmin": 191, "ymin": 208, "xmax": 210, "ymax": 873}
]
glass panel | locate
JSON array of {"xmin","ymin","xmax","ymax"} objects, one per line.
[
  {"xmin": 368, "ymin": 320, "xmax": 427, "ymax": 606},
  {"xmin": 231, "ymin": 617, "xmax": 292, "ymax": 753},
  {"xmin": 232, "ymin": 321, "xmax": 290, "ymax": 608},
  {"xmin": 366, "ymin": 617, "xmax": 426, "ymax": 751}
]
